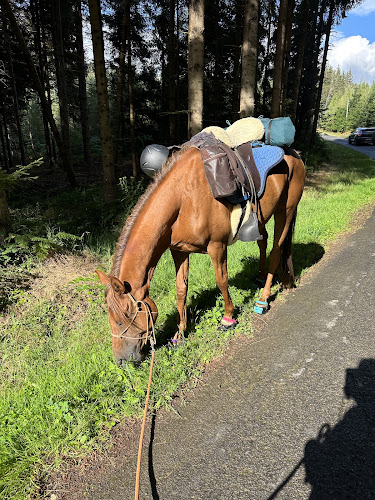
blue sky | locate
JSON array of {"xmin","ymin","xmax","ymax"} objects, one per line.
[{"xmin": 328, "ymin": 0, "xmax": 375, "ymax": 83}]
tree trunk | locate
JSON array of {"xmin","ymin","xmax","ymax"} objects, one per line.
[
  {"xmin": 310, "ymin": 0, "xmax": 334, "ymax": 147},
  {"xmin": 75, "ymin": 0, "xmax": 93, "ymax": 170},
  {"xmin": 30, "ymin": 0, "xmax": 53, "ymax": 168},
  {"xmin": 271, "ymin": 0, "xmax": 288, "ymax": 118},
  {"xmin": 188, "ymin": 0, "xmax": 204, "ymax": 138},
  {"xmin": 0, "ymin": 0, "xmax": 77, "ymax": 187},
  {"xmin": 88, "ymin": 0, "xmax": 116, "ymax": 200},
  {"xmin": 128, "ymin": 32, "xmax": 137, "ymax": 178},
  {"xmin": 280, "ymin": 0, "xmax": 294, "ymax": 115},
  {"xmin": 4, "ymin": 18, "xmax": 26, "ymax": 165},
  {"xmin": 231, "ymin": 0, "xmax": 243, "ymax": 123},
  {"xmin": 168, "ymin": 0, "xmax": 177, "ymax": 143},
  {"xmin": 297, "ymin": 0, "xmax": 326, "ymax": 140},
  {"xmin": 0, "ymin": 99, "xmax": 14, "ymax": 170},
  {"xmin": 0, "ymin": 118, "xmax": 9, "ymax": 171},
  {"xmin": 52, "ymin": 0, "xmax": 72, "ymax": 168},
  {"xmin": 41, "ymin": 17, "xmax": 58, "ymax": 166},
  {"xmin": 240, "ymin": 0, "xmax": 259, "ymax": 118},
  {"xmin": 289, "ymin": 0, "xmax": 310, "ymax": 123},
  {"xmin": 261, "ymin": 1, "xmax": 274, "ymax": 114},
  {"xmin": 26, "ymin": 103, "xmax": 36, "ymax": 157},
  {"xmin": 114, "ymin": 0, "xmax": 129, "ymax": 169},
  {"xmin": 0, "ymin": 188, "xmax": 12, "ymax": 241}
]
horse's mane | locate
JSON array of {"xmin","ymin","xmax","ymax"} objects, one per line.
[{"xmin": 111, "ymin": 144, "xmax": 191, "ymax": 277}]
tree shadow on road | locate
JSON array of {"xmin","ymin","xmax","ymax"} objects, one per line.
[
  {"xmin": 293, "ymin": 242, "xmax": 325, "ymax": 278},
  {"xmin": 229, "ymin": 242, "xmax": 325, "ymax": 292},
  {"xmin": 268, "ymin": 359, "xmax": 375, "ymax": 500}
]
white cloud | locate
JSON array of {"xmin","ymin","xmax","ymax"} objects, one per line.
[
  {"xmin": 351, "ymin": 0, "xmax": 375, "ymax": 16},
  {"xmin": 328, "ymin": 35, "xmax": 375, "ymax": 83}
]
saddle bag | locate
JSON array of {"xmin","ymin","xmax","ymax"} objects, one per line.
[
  {"xmin": 258, "ymin": 116, "xmax": 295, "ymax": 147},
  {"xmin": 200, "ymin": 140, "xmax": 240, "ymax": 199}
]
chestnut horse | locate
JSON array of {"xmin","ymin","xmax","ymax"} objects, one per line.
[{"xmin": 96, "ymin": 145, "xmax": 305, "ymax": 364}]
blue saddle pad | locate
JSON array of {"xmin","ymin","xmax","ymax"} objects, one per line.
[{"xmin": 252, "ymin": 144, "xmax": 284, "ymax": 197}]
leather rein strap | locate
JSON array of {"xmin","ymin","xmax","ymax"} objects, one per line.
[{"xmin": 233, "ymin": 147, "xmax": 259, "ymax": 215}]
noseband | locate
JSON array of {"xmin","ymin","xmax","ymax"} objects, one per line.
[{"xmin": 110, "ymin": 292, "xmax": 157, "ymax": 348}]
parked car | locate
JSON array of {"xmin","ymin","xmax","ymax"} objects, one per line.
[{"xmin": 348, "ymin": 127, "xmax": 375, "ymax": 145}]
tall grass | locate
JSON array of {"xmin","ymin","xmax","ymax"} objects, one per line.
[{"xmin": 1, "ymin": 141, "xmax": 375, "ymax": 498}]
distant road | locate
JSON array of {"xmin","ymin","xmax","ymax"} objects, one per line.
[{"xmin": 321, "ymin": 133, "xmax": 375, "ymax": 160}]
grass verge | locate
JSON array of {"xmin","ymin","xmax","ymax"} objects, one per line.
[{"xmin": 1, "ymin": 141, "xmax": 375, "ymax": 499}]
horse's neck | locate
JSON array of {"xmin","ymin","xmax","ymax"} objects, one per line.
[{"xmin": 118, "ymin": 177, "xmax": 179, "ymax": 295}]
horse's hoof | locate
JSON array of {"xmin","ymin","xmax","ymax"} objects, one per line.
[
  {"xmin": 219, "ymin": 317, "xmax": 238, "ymax": 331},
  {"xmin": 253, "ymin": 300, "xmax": 269, "ymax": 315},
  {"xmin": 168, "ymin": 336, "xmax": 185, "ymax": 349}
]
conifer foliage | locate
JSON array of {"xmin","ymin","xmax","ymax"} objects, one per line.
[{"xmin": 0, "ymin": 0, "xmax": 365, "ymax": 200}]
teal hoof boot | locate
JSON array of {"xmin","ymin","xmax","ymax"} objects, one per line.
[{"xmin": 254, "ymin": 300, "xmax": 269, "ymax": 315}]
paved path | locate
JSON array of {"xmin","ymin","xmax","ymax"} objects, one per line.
[
  {"xmin": 82, "ymin": 206, "xmax": 375, "ymax": 499},
  {"xmin": 321, "ymin": 133, "xmax": 375, "ymax": 160}
]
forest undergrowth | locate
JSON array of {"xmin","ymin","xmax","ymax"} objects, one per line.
[{"xmin": 1, "ymin": 141, "xmax": 375, "ymax": 499}]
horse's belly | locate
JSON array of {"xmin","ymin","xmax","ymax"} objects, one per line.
[
  {"xmin": 170, "ymin": 219, "xmax": 212, "ymax": 253},
  {"xmin": 170, "ymin": 242, "xmax": 207, "ymax": 253}
]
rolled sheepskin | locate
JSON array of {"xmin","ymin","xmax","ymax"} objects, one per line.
[
  {"xmin": 201, "ymin": 126, "xmax": 234, "ymax": 147},
  {"xmin": 226, "ymin": 117, "xmax": 265, "ymax": 147}
]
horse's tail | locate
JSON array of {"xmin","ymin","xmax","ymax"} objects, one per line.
[{"xmin": 281, "ymin": 210, "xmax": 297, "ymax": 285}]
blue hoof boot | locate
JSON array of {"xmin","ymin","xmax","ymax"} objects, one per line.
[{"xmin": 254, "ymin": 300, "xmax": 269, "ymax": 315}]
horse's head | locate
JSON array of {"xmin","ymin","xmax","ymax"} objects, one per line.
[{"xmin": 96, "ymin": 270, "xmax": 158, "ymax": 364}]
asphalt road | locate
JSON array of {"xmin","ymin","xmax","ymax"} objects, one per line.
[
  {"xmin": 79, "ymin": 139, "xmax": 375, "ymax": 499},
  {"xmin": 321, "ymin": 133, "xmax": 375, "ymax": 160}
]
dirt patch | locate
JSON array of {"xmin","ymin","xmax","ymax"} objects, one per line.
[
  {"xmin": 0, "ymin": 253, "xmax": 101, "ymax": 329},
  {"xmin": 304, "ymin": 164, "xmax": 338, "ymax": 191},
  {"xmin": 27, "ymin": 254, "xmax": 100, "ymax": 301}
]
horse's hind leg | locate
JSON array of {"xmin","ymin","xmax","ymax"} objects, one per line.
[
  {"xmin": 171, "ymin": 249, "xmax": 189, "ymax": 341},
  {"xmin": 207, "ymin": 241, "xmax": 236, "ymax": 327},
  {"xmin": 256, "ymin": 225, "xmax": 268, "ymax": 285},
  {"xmin": 257, "ymin": 207, "xmax": 295, "ymax": 310},
  {"xmin": 277, "ymin": 211, "xmax": 297, "ymax": 289}
]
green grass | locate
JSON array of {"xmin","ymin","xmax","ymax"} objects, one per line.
[{"xmin": 1, "ymin": 141, "xmax": 375, "ymax": 498}]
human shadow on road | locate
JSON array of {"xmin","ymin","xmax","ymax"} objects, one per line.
[
  {"xmin": 304, "ymin": 358, "xmax": 375, "ymax": 499},
  {"xmin": 268, "ymin": 359, "xmax": 375, "ymax": 500}
]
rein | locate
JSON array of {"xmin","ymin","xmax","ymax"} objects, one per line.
[
  {"xmin": 106, "ymin": 290, "xmax": 157, "ymax": 499},
  {"xmin": 108, "ymin": 292, "xmax": 156, "ymax": 500}
]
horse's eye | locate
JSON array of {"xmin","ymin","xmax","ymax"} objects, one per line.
[{"xmin": 117, "ymin": 321, "xmax": 123, "ymax": 327}]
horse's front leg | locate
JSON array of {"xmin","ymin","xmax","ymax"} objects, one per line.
[
  {"xmin": 207, "ymin": 241, "xmax": 236, "ymax": 328},
  {"xmin": 171, "ymin": 249, "xmax": 190, "ymax": 341}
]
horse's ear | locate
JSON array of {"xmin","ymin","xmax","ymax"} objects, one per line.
[
  {"xmin": 123, "ymin": 281, "xmax": 132, "ymax": 294},
  {"xmin": 109, "ymin": 277, "xmax": 132, "ymax": 295},
  {"xmin": 110, "ymin": 277, "xmax": 125, "ymax": 295},
  {"xmin": 96, "ymin": 269, "xmax": 110, "ymax": 285}
]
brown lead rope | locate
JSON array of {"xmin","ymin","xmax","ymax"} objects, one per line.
[
  {"xmin": 134, "ymin": 299, "xmax": 157, "ymax": 500},
  {"xmin": 135, "ymin": 345, "xmax": 155, "ymax": 500}
]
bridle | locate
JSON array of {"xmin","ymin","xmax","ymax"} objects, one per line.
[{"xmin": 110, "ymin": 292, "xmax": 157, "ymax": 349}]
